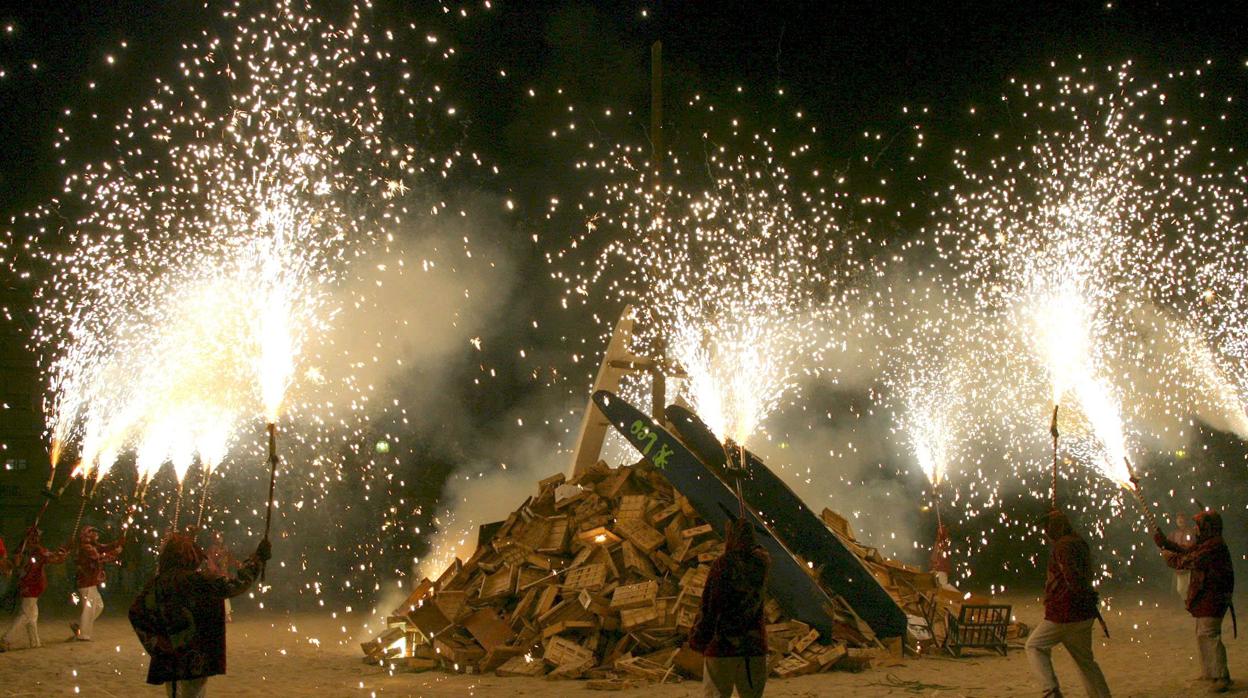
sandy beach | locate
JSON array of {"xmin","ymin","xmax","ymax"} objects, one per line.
[{"xmin": 0, "ymin": 590, "xmax": 1241, "ymax": 697}]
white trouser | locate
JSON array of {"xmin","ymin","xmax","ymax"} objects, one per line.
[
  {"xmin": 3, "ymin": 597, "xmax": 41, "ymax": 648},
  {"xmin": 1025, "ymin": 618, "xmax": 1112, "ymax": 697},
  {"xmin": 165, "ymin": 678, "xmax": 208, "ymax": 697},
  {"xmin": 1196, "ymin": 615, "xmax": 1230, "ymax": 681},
  {"xmin": 703, "ymin": 656, "xmax": 767, "ymax": 698},
  {"xmin": 1176, "ymin": 571, "xmax": 1191, "ymax": 600},
  {"xmin": 77, "ymin": 586, "xmax": 104, "ymax": 639}
]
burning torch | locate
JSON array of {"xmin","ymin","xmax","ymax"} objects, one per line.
[
  {"xmin": 1049, "ymin": 404, "xmax": 1060, "ymax": 508},
  {"xmin": 1122, "ymin": 456, "xmax": 1159, "ymax": 532},
  {"xmin": 261, "ymin": 422, "xmax": 279, "ymax": 581}
]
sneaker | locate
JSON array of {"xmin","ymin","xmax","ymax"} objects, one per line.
[
  {"xmin": 1208, "ymin": 678, "xmax": 1230, "ymax": 694},
  {"xmin": 69, "ymin": 622, "xmax": 80, "ymax": 639}
]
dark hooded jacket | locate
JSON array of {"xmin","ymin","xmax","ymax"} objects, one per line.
[
  {"xmin": 1156, "ymin": 511, "xmax": 1234, "ymax": 618},
  {"xmin": 128, "ymin": 534, "xmax": 262, "ymax": 685},
  {"xmin": 1042, "ymin": 510, "xmax": 1099, "ymax": 623},
  {"xmin": 690, "ymin": 518, "xmax": 770, "ymax": 657}
]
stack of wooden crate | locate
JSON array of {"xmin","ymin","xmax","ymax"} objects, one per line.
[{"xmin": 361, "ymin": 459, "xmax": 889, "ymax": 681}]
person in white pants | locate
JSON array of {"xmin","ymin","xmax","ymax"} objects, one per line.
[
  {"xmin": 1026, "ymin": 510, "xmax": 1112, "ymax": 698},
  {"xmin": 71, "ymin": 526, "xmax": 123, "ymax": 642},
  {"xmin": 0, "ymin": 528, "xmax": 68, "ymax": 651}
]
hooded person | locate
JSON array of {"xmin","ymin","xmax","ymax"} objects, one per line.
[
  {"xmin": 1170, "ymin": 513, "xmax": 1198, "ymax": 600},
  {"xmin": 690, "ymin": 518, "xmax": 770, "ymax": 698},
  {"xmin": 1025, "ymin": 509, "xmax": 1112, "ymax": 698},
  {"xmin": 0, "ymin": 527, "xmax": 68, "ymax": 651},
  {"xmin": 929, "ymin": 522, "xmax": 954, "ymax": 589},
  {"xmin": 129, "ymin": 533, "xmax": 270, "ymax": 698},
  {"xmin": 202, "ymin": 532, "xmax": 239, "ymax": 622},
  {"xmin": 71, "ymin": 525, "xmax": 124, "ymax": 641},
  {"xmin": 1154, "ymin": 509, "xmax": 1235, "ymax": 693}
]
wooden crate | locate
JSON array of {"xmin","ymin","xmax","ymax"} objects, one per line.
[
  {"xmin": 614, "ymin": 518, "xmax": 664, "ymax": 552},
  {"xmin": 610, "ymin": 580, "xmax": 659, "ymax": 610}
]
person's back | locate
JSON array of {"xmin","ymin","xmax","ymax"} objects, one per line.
[
  {"xmin": 1025, "ymin": 509, "xmax": 1111, "ymax": 698},
  {"xmin": 130, "ymin": 534, "xmax": 269, "ymax": 697},
  {"xmin": 691, "ymin": 518, "xmax": 769, "ymax": 698}
]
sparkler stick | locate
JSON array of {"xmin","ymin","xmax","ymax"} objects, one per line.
[
  {"xmin": 196, "ymin": 468, "xmax": 214, "ymax": 530},
  {"xmin": 119, "ymin": 478, "xmax": 151, "ymax": 536},
  {"xmin": 1049, "ymin": 404, "xmax": 1060, "ymax": 508},
  {"xmin": 170, "ymin": 483, "xmax": 185, "ymax": 535},
  {"xmin": 69, "ymin": 476, "xmax": 91, "ymax": 546},
  {"xmin": 1122, "ymin": 457, "xmax": 1159, "ymax": 532},
  {"xmin": 261, "ymin": 422, "xmax": 279, "ymax": 581}
]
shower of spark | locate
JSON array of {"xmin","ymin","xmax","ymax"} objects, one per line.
[
  {"xmin": 8, "ymin": 0, "xmax": 484, "ymax": 542},
  {"xmin": 558, "ymin": 111, "xmax": 864, "ymax": 445}
]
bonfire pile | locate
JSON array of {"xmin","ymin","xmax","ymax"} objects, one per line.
[{"xmin": 361, "ymin": 460, "xmax": 899, "ymax": 684}]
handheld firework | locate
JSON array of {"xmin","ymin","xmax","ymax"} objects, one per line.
[
  {"xmin": 262, "ymin": 422, "xmax": 279, "ymax": 581},
  {"xmin": 1122, "ymin": 457, "xmax": 1159, "ymax": 532},
  {"xmin": 1049, "ymin": 404, "xmax": 1060, "ymax": 508},
  {"xmin": 721, "ymin": 438, "xmax": 748, "ymax": 518}
]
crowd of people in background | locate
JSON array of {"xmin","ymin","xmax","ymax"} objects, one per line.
[{"xmin": 0, "ymin": 501, "xmax": 1235, "ymax": 697}]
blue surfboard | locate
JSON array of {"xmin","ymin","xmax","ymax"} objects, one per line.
[
  {"xmin": 592, "ymin": 390, "xmax": 839, "ymax": 640},
  {"xmin": 664, "ymin": 403, "xmax": 907, "ymax": 638}
]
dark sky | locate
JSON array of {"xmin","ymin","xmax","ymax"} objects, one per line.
[
  {"xmin": 3, "ymin": 1, "xmax": 1245, "ymax": 209},
  {"xmin": 1, "ymin": 1, "xmax": 1245, "ymax": 591}
]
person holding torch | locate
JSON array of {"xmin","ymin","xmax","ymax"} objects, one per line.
[
  {"xmin": 1153, "ymin": 509, "xmax": 1235, "ymax": 693},
  {"xmin": 70, "ymin": 525, "xmax": 124, "ymax": 642},
  {"xmin": 129, "ymin": 533, "xmax": 271, "ymax": 697}
]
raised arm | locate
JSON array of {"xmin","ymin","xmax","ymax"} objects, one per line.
[
  {"xmin": 198, "ymin": 539, "xmax": 270, "ymax": 600},
  {"xmin": 1153, "ymin": 528, "xmax": 1186, "ymax": 554}
]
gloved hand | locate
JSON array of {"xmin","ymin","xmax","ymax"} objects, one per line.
[
  {"xmin": 256, "ymin": 538, "xmax": 272, "ymax": 562},
  {"xmin": 1152, "ymin": 528, "xmax": 1167, "ymax": 548}
]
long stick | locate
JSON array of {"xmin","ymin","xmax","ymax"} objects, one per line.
[
  {"xmin": 196, "ymin": 468, "xmax": 214, "ymax": 530},
  {"xmin": 120, "ymin": 480, "xmax": 146, "ymax": 534},
  {"xmin": 69, "ymin": 476, "xmax": 91, "ymax": 545},
  {"xmin": 262, "ymin": 422, "xmax": 279, "ymax": 581},
  {"xmin": 170, "ymin": 482, "xmax": 184, "ymax": 534},
  {"xmin": 1049, "ymin": 405, "xmax": 1060, "ymax": 508},
  {"xmin": 1123, "ymin": 457, "xmax": 1159, "ymax": 531}
]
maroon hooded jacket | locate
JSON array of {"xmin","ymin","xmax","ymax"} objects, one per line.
[
  {"xmin": 1042, "ymin": 510, "xmax": 1100, "ymax": 624},
  {"xmin": 929, "ymin": 523, "xmax": 952, "ymax": 574},
  {"xmin": 128, "ymin": 534, "xmax": 262, "ymax": 685},
  {"xmin": 690, "ymin": 518, "xmax": 770, "ymax": 657},
  {"xmin": 1156, "ymin": 510, "xmax": 1235, "ymax": 618},
  {"xmin": 75, "ymin": 530, "xmax": 123, "ymax": 588},
  {"xmin": 16, "ymin": 535, "xmax": 68, "ymax": 599}
]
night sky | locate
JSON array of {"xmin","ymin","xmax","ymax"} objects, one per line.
[{"xmin": 1, "ymin": 1, "xmax": 1246, "ymax": 599}]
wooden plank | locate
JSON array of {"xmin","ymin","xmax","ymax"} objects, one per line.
[
  {"xmin": 681, "ymin": 523, "xmax": 713, "ymax": 539},
  {"xmin": 496, "ymin": 653, "xmax": 547, "ymax": 677},
  {"xmin": 619, "ymin": 604, "xmax": 659, "ymax": 630},
  {"xmin": 535, "ymin": 584, "xmax": 560, "ymax": 618},
  {"xmin": 617, "ymin": 494, "xmax": 648, "ymax": 521},
  {"xmin": 610, "ymin": 580, "xmax": 659, "ymax": 610},
  {"xmin": 539, "ymin": 516, "xmax": 570, "ymax": 553},
  {"xmin": 562, "ymin": 563, "xmax": 607, "ymax": 592},
  {"xmin": 461, "ymin": 608, "xmax": 515, "ymax": 652},
  {"xmin": 620, "ymin": 541, "xmax": 657, "ymax": 578},
  {"xmin": 614, "ymin": 518, "xmax": 664, "ymax": 552},
  {"xmin": 543, "ymin": 635, "xmax": 595, "ymax": 668}
]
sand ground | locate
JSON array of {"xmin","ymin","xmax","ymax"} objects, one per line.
[{"xmin": 0, "ymin": 591, "xmax": 1243, "ymax": 696}]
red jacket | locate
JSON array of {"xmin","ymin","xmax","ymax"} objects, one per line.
[
  {"xmin": 76, "ymin": 539, "xmax": 123, "ymax": 588},
  {"xmin": 690, "ymin": 519, "xmax": 770, "ymax": 657},
  {"xmin": 929, "ymin": 524, "xmax": 952, "ymax": 574},
  {"xmin": 129, "ymin": 535, "xmax": 262, "ymax": 685},
  {"xmin": 1157, "ymin": 511, "xmax": 1234, "ymax": 618},
  {"xmin": 1042, "ymin": 511, "xmax": 1099, "ymax": 624},
  {"xmin": 17, "ymin": 545, "xmax": 69, "ymax": 598}
]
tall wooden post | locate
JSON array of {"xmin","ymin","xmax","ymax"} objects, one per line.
[{"xmin": 651, "ymin": 41, "xmax": 663, "ymax": 166}]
